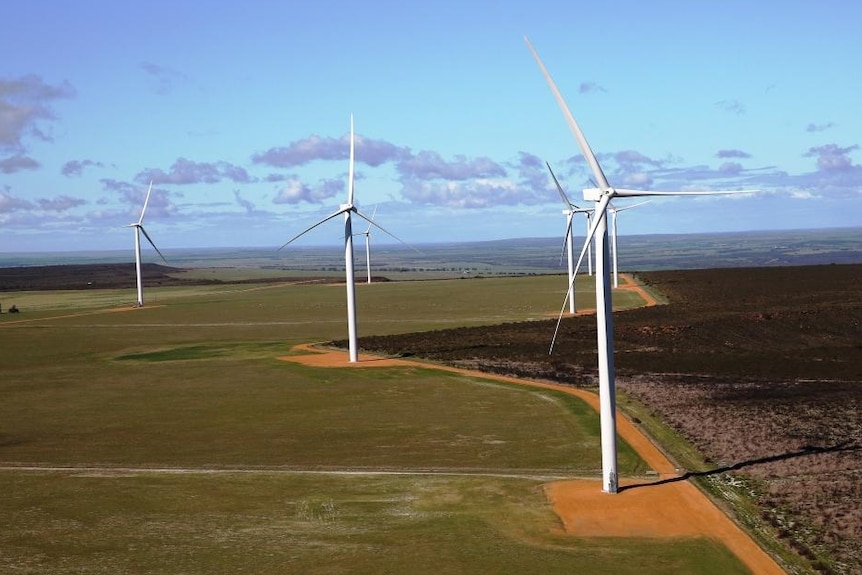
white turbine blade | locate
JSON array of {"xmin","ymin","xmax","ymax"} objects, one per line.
[
  {"xmin": 138, "ymin": 180, "xmax": 154, "ymax": 224},
  {"xmin": 546, "ymin": 162, "xmax": 577, "ymax": 208},
  {"xmin": 354, "ymin": 209, "xmax": 423, "ymax": 255},
  {"xmin": 138, "ymin": 225, "xmax": 167, "ymax": 263},
  {"xmin": 614, "ymin": 188, "xmax": 755, "ymax": 197},
  {"xmin": 277, "ymin": 208, "xmax": 348, "ymax": 251},
  {"xmin": 348, "ymin": 115, "xmax": 355, "ymax": 205},
  {"xmin": 549, "ymin": 194, "xmax": 612, "ymax": 354},
  {"xmin": 610, "ymin": 199, "xmax": 650, "ymax": 213},
  {"xmin": 366, "ymin": 204, "xmax": 377, "ymax": 233},
  {"xmin": 558, "ymin": 218, "xmax": 572, "ymax": 266},
  {"xmin": 525, "ymin": 36, "xmax": 610, "ymax": 190}
]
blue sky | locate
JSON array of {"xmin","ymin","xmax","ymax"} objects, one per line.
[{"xmin": 2, "ymin": 0, "xmax": 860, "ymax": 252}]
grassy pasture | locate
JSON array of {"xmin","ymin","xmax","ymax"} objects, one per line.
[
  {"xmin": 0, "ymin": 275, "xmax": 751, "ymax": 573},
  {"xmin": 0, "ymin": 473, "xmax": 748, "ymax": 575}
]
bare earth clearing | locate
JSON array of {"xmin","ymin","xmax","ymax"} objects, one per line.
[{"xmin": 356, "ymin": 264, "xmax": 862, "ymax": 575}]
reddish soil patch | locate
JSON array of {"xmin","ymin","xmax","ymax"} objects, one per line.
[
  {"xmin": 547, "ymin": 479, "xmax": 784, "ymax": 575},
  {"xmin": 281, "ymin": 343, "xmax": 418, "ymax": 368}
]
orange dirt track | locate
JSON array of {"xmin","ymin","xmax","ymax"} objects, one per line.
[{"xmin": 282, "ymin": 339, "xmax": 786, "ymax": 575}]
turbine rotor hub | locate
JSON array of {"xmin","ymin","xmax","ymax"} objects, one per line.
[{"xmin": 582, "ymin": 187, "xmax": 615, "ymax": 202}]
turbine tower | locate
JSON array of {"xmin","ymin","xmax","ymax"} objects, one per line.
[
  {"xmin": 547, "ymin": 162, "xmax": 593, "ymax": 314},
  {"xmin": 278, "ymin": 117, "xmax": 409, "ymax": 362},
  {"xmin": 527, "ymin": 36, "xmax": 753, "ymax": 494},
  {"xmin": 609, "ymin": 201, "xmax": 649, "ymax": 288},
  {"xmin": 126, "ymin": 180, "xmax": 167, "ymax": 307},
  {"xmin": 355, "ymin": 205, "xmax": 378, "ymax": 284}
]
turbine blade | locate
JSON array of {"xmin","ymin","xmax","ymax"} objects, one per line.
[
  {"xmin": 549, "ymin": 194, "xmax": 612, "ymax": 354},
  {"xmin": 546, "ymin": 162, "xmax": 577, "ymax": 208},
  {"xmin": 354, "ymin": 210, "xmax": 423, "ymax": 255},
  {"xmin": 611, "ymin": 199, "xmax": 651, "ymax": 213},
  {"xmin": 559, "ymin": 218, "xmax": 572, "ymax": 266},
  {"xmin": 525, "ymin": 36, "xmax": 610, "ymax": 190},
  {"xmin": 366, "ymin": 204, "xmax": 377, "ymax": 233},
  {"xmin": 138, "ymin": 180, "xmax": 154, "ymax": 224},
  {"xmin": 613, "ymin": 188, "xmax": 756, "ymax": 197},
  {"xmin": 348, "ymin": 115, "xmax": 355, "ymax": 206},
  {"xmin": 139, "ymin": 225, "xmax": 167, "ymax": 263},
  {"xmin": 277, "ymin": 208, "xmax": 347, "ymax": 251}
]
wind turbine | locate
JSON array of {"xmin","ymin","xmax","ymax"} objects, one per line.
[
  {"xmin": 609, "ymin": 200, "xmax": 649, "ymax": 288},
  {"xmin": 355, "ymin": 205, "xmax": 378, "ymax": 284},
  {"xmin": 547, "ymin": 162, "xmax": 593, "ymax": 314},
  {"xmin": 126, "ymin": 180, "xmax": 167, "ymax": 307},
  {"xmin": 526, "ymin": 36, "xmax": 754, "ymax": 494},
  {"xmin": 278, "ymin": 116, "xmax": 407, "ymax": 363}
]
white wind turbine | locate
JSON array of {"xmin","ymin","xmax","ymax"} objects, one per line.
[
  {"xmin": 126, "ymin": 180, "xmax": 167, "ymax": 307},
  {"xmin": 527, "ymin": 36, "xmax": 754, "ymax": 494},
  {"xmin": 355, "ymin": 205, "xmax": 378, "ymax": 284},
  {"xmin": 278, "ymin": 116, "xmax": 408, "ymax": 362},
  {"xmin": 609, "ymin": 200, "xmax": 649, "ymax": 288},
  {"xmin": 546, "ymin": 162, "xmax": 593, "ymax": 314}
]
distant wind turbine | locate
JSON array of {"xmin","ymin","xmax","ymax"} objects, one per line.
[
  {"xmin": 278, "ymin": 116, "xmax": 409, "ymax": 362},
  {"xmin": 547, "ymin": 162, "xmax": 593, "ymax": 314},
  {"xmin": 355, "ymin": 205, "xmax": 378, "ymax": 284},
  {"xmin": 527, "ymin": 36, "xmax": 755, "ymax": 494},
  {"xmin": 126, "ymin": 180, "xmax": 167, "ymax": 307},
  {"xmin": 609, "ymin": 201, "xmax": 649, "ymax": 288}
]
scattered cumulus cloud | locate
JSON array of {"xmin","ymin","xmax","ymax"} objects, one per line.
[
  {"xmin": 252, "ymin": 133, "xmax": 406, "ymax": 168},
  {"xmin": 400, "ymin": 178, "xmax": 522, "ymax": 209},
  {"xmin": 0, "ymin": 153, "xmax": 39, "ymax": 174},
  {"xmin": 0, "ymin": 75, "xmax": 75, "ymax": 149},
  {"xmin": 579, "ymin": 82, "xmax": 607, "ymax": 94},
  {"xmin": 140, "ymin": 62, "xmax": 190, "ymax": 95},
  {"xmin": 715, "ymin": 100, "xmax": 746, "ymax": 115},
  {"xmin": 100, "ymin": 178, "xmax": 176, "ymax": 219},
  {"xmin": 0, "ymin": 189, "xmax": 34, "ymax": 213},
  {"xmin": 234, "ymin": 190, "xmax": 256, "ymax": 214},
  {"xmin": 272, "ymin": 176, "xmax": 343, "ymax": 204},
  {"xmin": 515, "ymin": 152, "xmax": 556, "ymax": 199},
  {"xmin": 396, "ymin": 151, "xmax": 505, "ymax": 181},
  {"xmin": 0, "ymin": 186, "xmax": 87, "ymax": 227},
  {"xmin": 804, "ymin": 143, "xmax": 859, "ymax": 172},
  {"xmin": 62, "ymin": 159, "xmax": 105, "ymax": 177},
  {"xmin": 139, "ymin": 158, "xmax": 253, "ymax": 185},
  {"xmin": 789, "ymin": 189, "xmax": 816, "ymax": 199},
  {"xmin": 614, "ymin": 150, "xmax": 662, "ymax": 169},
  {"xmin": 37, "ymin": 195, "xmax": 86, "ymax": 211},
  {"xmin": 618, "ymin": 171, "xmax": 653, "ymax": 188},
  {"xmin": 805, "ymin": 122, "xmax": 834, "ymax": 133},
  {"xmin": 0, "ymin": 75, "xmax": 75, "ymax": 173},
  {"xmin": 716, "ymin": 149, "xmax": 751, "ymax": 159},
  {"xmin": 253, "ymin": 134, "xmax": 352, "ymax": 167},
  {"xmin": 718, "ymin": 162, "xmax": 744, "ymax": 175}
]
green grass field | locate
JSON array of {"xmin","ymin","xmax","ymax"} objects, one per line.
[{"xmin": 0, "ymin": 274, "xmax": 751, "ymax": 574}]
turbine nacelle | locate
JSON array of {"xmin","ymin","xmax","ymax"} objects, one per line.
[{"xmin": 582, "ymin": 187, "xmax": 604, "ymax": 201}]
